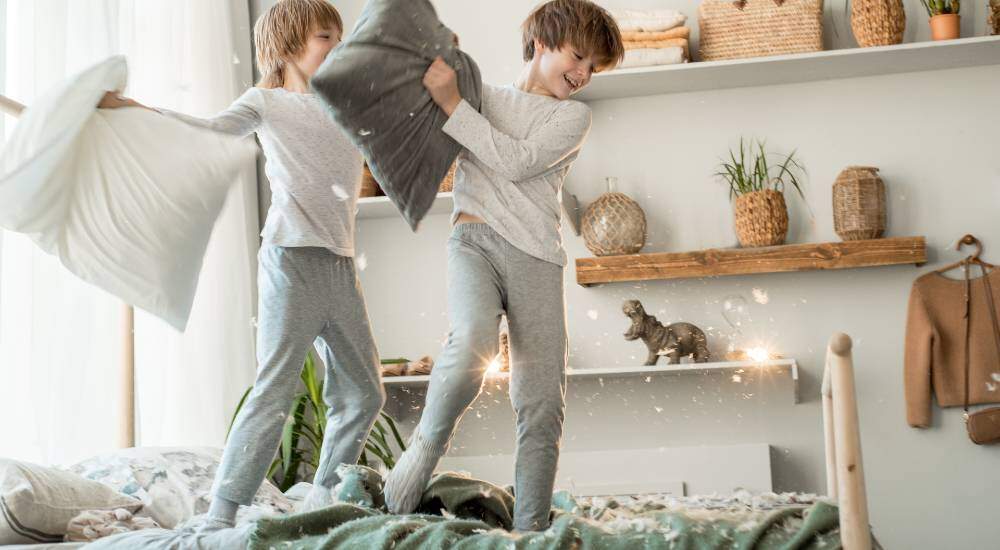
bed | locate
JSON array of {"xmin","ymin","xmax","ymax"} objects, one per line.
[{"xmin": 1, "ymin": 333, "xmax": 876, "ymax": 549}]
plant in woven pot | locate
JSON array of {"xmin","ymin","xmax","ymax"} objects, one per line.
[
  {"xmin": 919, "ymin": 0, "xmax": 961, "ymax": 39},
  {"xmin": 715, "ymin": 138, "xmax": 806, "ymax": 248},
  {"xmin": 832, "ymin": 166, "xmax": 886, "ymax": 241},
  {"xmin": 849, "ymin": 0, "xmax": 906, "ymax": 47},
  {"xmin": 581, "ymin": 177, "xmax": 647, "ymax": 257}
]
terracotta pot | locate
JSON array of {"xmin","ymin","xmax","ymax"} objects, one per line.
[{"xmin": 929, "ymin": 14, "xmax": 960, "ymax": 40}]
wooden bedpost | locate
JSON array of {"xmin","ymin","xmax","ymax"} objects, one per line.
[
  {"xmin": 826, "ymin": 333, "xmax": 871, "ymax": 550},
  {"xmin": 821, "ymin": 353, "xmax": 838, "ymax": 499}
]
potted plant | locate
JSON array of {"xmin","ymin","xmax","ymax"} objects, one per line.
[
  {"xmin": 920, "ymin": 0, "xmax": 960, "ymax": 40},
  {"xmin": 715, "ymin": 138, "xmax": 806, "ymax": 248},
  {"xmin": 229, "ymin": 352, "xmax": 406, "ymax": 491}
]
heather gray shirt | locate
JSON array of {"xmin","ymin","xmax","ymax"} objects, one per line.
[
  {"xmin": 443, "ymin": 83, "xmax": 592, "ymax": 267},
  {"xmin": 163, "ymin": 87, "xmax": 362, "ymax": 256}
]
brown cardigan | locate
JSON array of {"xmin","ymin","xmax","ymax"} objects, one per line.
[{"xmin": 904, "ymin": 268, "xmax": 1000, "ymax": 428}]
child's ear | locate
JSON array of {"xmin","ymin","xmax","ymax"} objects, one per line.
[{"xmin": 533, "ymin": 38, "xmax": 547, "ymax": 57}]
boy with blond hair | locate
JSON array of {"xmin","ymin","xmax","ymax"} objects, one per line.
[
  {"xmin": 384, "ymin": 0, "xmax": 624, "ymax": 532},
  {"xmin": 103, "ymin": 0, "xmax": 386, "ymax": 529}
]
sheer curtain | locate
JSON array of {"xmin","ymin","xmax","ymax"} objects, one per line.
[{"xmin": 0, "ymin": 0, "xmax": 258, "ymax": 465}]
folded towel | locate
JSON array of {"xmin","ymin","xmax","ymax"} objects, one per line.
[
  {"xmin": 621, "ymin": 27, "xmax": 690, "ymax": 41},
  {"xmin": 609, "ymin": 8, "xmax": 687, "ymax": 32},
  {"xmin": 625, "ymin": 38, "xmax": 689, "ymax": 60},
  {"xmin": 618, "ymin": 47, "xmax": 686, "ymax": 69}
]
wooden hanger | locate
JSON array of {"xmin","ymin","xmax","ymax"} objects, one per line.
[{"xmin": 934, "ymin": 234, "xmax": 997, "ymax": 274}]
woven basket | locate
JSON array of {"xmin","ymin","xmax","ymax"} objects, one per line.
[
  {"xmin": 833, "ymin": 166, "xmax": 886, "ymax": 241},
  {"xmin": 581, "ymin": 179, "xmax": 647, "ymax": 256},
  {"xmin": 851, "ymin": 0, "xmax": 905, "ymax": 47},
  {"xmin": 991, "ymin": 0, "xmax": 1000, "ymax": 35},
  {"xmin": 360, "ymin": 161, "xmax": 456, "ymax": 197},
  {"xmin": 734, "ymin": 189, "xmax": 788, "ymax": 247},
  {"xmin": 360, "ymin": 163, "xmax": 383, "ymax": 197},
  {"xmin": 698, "ymin": 0, "xmax": 823, "ymax": 61}
]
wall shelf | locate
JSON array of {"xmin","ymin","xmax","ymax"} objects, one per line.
[
  {"xmin": 575, "ymin": 236, "xmax": 926, "ymax": 286},
  {"xmin": 357, "ymin": 192, "xmax": 454, "ymax": 220},
  {"xmin": 384, "ymin": 358, "xmax": 800, "ymax": 403},
  {"xmin": 576, "ymin": 36, "xmax": 1000, "ymax": 102}
]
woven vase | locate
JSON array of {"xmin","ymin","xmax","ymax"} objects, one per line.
[
  {"xmin": 833, "ymin": 166, "xmax": 886, "ymax": 241},
  {"xmin": 581, "ymin": 177, "xmax": 647, "ymax": 257},
  {"xmin": 850, "ymin": 0, "xmax": 905, "ymax": 47},
  {"xmin": 734, "ymin": 189, "xmax": 789, "ymax": 247}
]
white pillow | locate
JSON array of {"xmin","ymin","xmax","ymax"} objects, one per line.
[
  {"xmin": 0, "ymin": 459, "xmax": 142, "ymax": 545},
  {"xmin": 0, "ymin": 55, "xmax": 256, "ymax": 331},
  {"xmin": 69, "ymin": 447, "xmax": 293, "ymax": 529}
]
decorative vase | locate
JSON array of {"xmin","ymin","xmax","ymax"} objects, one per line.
[
  {"xmin": 734, "ymin": 189, "xmax": 789, "ymax": 247},
  {"xmin": 851, "ymin": 0, "xmax": 906, "ymax": 46},
  {"xmin": 833, "ymin": 166, "xmax": 886, "ymax": 241},
  {"xmin": 929, "ymin": 14, "xmax": 960, "ymax": 40},
  {"xmin": 581, "ymin": 177, "xmax": 647, "ymax": 257}
]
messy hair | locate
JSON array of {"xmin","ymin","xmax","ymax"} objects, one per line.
[
  {"xmin": 254, "ymin": 0, "xmax": 343, "ymax": 88},
  {"xmin": 521, "ymin": 0, "xmax": 625, "ymax": 72}
]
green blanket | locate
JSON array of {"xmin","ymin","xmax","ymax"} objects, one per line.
[{"xmin": 249, "ymin": 465, "xmax": 853, "ymax": 550}]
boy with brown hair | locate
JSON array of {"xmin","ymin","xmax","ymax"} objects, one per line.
[{"xmin": 384, "ymin": 0, "xmax": 623, "ymax": 532}]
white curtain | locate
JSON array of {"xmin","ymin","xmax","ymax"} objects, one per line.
[{"xmin": 0, "ymin": 0, "xmax": 258, "ymax": 465}]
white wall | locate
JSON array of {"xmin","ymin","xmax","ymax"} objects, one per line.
[{"xmin": 255, "ymin": 1, "xmax": 1000, "ymax": 547}]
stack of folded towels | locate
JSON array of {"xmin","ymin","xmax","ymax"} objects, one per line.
[{"xmin": 609, "ymin": 8, "xmax": 690, "ymax": 69}]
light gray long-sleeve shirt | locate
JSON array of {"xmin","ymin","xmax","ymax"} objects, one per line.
[
  {"xmin": 163, "ymin": 87, "xmax": 362, "ymax": 257},
  {"xmin": 443, "ymin": 83, "xmax": 592, "ymax": 267}
]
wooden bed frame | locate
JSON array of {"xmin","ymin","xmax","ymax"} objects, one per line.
[{"xmin": 823, "ymin": 333, "xmax": 872, "ymax": 549}]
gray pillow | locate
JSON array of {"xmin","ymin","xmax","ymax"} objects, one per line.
[{"xmin": 311, "ymin": 0, "xmax": 482, "ymax": 230}]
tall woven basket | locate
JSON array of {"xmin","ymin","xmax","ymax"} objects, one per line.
[
  {"xmin": 833, "ymin": 166, "xmax": 886, "ymax": 241},
  {"xmin": 734, "ymin": 189, "xmax": 789, "ymax": 247},
  {"xmin": 851, "ymin": 0, "xmax": 905, "ymax": 47},
  {"xmin": 698, "ymin": 0, "xmax": 823, "ymax": 61}
]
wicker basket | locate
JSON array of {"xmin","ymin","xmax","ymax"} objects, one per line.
[
  {"xmin": 991, "ymin": 0, "xmax": 1000, "ymax": 35},
  {"xmin": 698, "ymin": 0, "xmax": 823, "ymax": 61},
  {"xmin": 581, "ymin": 177, "xmax": 647, "ymax": 257},
  {"xmin": 360, "ymin": 163, "xmax": 383, "ymax": 197},
  {"xmin": 833, "ymin": 166, "xmax": 886, "ymax": 241},
  {"xmin": 734, "ymin": 189, "xmax": 788, "ymax": 247},
  {"xmin": 360, "ymin": 161, "xmax": 456, "ymax": 198},
  {"xmin": 439, "ymin": 161, "xmax": 457, "ymax": 193},
  {"xmin": 851, "ymin": 0, "xmax": 905, "ymax": 47}
]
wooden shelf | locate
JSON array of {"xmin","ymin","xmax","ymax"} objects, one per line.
[
  {"xmin": 357, "ymin": 192, "xmax": 453, "ymax": 219},
  {"xmin": 575, "ymin": 236, "xmax": 926, "ymax": 286},
  {"xmin": 384, "ymin": 359, "xmax": 800, "ymax": 403},
  {"xmin": 576, "ymin": 36, "xmax": 1000, "ymax": 102}
]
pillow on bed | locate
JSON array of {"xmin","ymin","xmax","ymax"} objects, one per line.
[
  {"xmin": 310, "ymin": 0, "xmax": 482, "ymax": 230},
  {"xmin": 69, "ymin": 447, "xmax": 293, "ymax": 529},
  {"xmin": 0, "ymin": 458, "xmax": 142, "ymax": 545}
]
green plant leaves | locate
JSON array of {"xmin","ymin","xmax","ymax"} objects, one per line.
[
  {"xmin": 715, "ymin": 137, "xmax": 807, "ymax": 203},
  {"xmin": 227, "ymin": 352, "xmax": 407, "ymax": 490}
]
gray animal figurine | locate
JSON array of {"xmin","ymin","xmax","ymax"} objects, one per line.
[{"xmin": 623, "ymin": 299, "xmax": 710, "ymax": 365}]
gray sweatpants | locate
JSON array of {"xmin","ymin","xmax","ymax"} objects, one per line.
[
  {"xmin": 213, "ymin": 246, "xmax": 386, "ymax": 504},
  {"xmin": 417, "ymin": 223, "xmax": 568, "ymax": 531}
]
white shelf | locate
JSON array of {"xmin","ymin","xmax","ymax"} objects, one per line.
[
  {"xmin": 384, "ymin": 358, "xmax": 800, "ymax": 403},
  {"xmin": 576, "ymin": 36, "xmax": 1000, "ymax": 102},
  {"xmin": 357, "ymin": 192, "xmax": 454, "ymax": 219}
]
